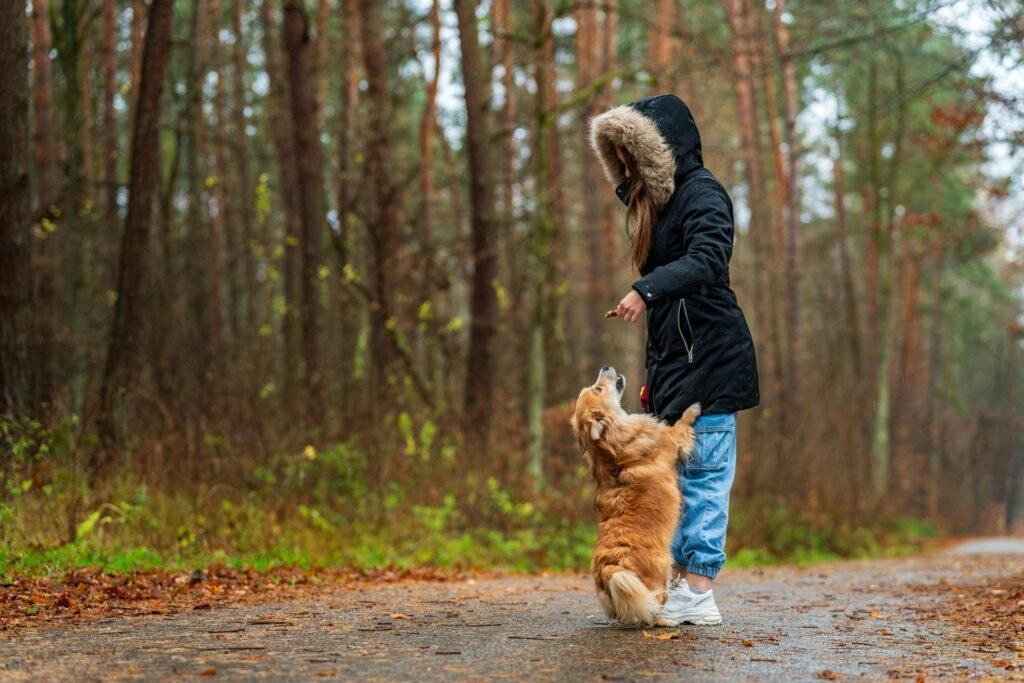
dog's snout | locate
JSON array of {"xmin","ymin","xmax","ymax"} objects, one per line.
[{"xmin": 600, "ymin": 365, "xmax": 611, "ymax": 373}]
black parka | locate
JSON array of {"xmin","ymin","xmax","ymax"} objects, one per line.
[{"xmin": 590, "ymin": 94, "xmax": 759, "ymax": 422}]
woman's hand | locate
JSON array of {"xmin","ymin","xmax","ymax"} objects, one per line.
[{"xmin": 616, "ymin": 290, "xmax": 647, "ymax": 323}]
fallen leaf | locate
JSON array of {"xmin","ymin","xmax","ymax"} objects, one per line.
[
  {"xmin": 643, "ymin": 630, "xmax": 680, "ymax": 640},
  {"xmin": 869, "ymin": 610, "xmax": 881, "ymax": 618},
  {"xmin": 880, "ymin": 630, "xmax": 894, "ymax": 636},
  {"xmin": 199, "ymin": 668, "xmax": 216, "ymax": 677},
  {"xmin": 742, "ymin": 640, "xmax": 755, "ymax": 647},
  {"xmin": 817, "ymin": 670, "xmax": 840, "ymax": 680},
  {"xmin": 389, "ymin": 612, "xmax": 410, "ymax": 619}
]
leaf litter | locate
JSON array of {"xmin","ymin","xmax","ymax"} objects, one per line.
[{"xmin": 0, "ymin": 564, "xmax": 473, "ymax": 632}]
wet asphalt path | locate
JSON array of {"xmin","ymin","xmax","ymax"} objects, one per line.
[{"xmin": 1, "ymin": 541, "xmax": 1022, "ymax": 681}]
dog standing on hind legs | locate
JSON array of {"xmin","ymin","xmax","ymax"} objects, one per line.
[{"xmin": 571, "ymin": 366, "xmax": 700, "ymax": 627}]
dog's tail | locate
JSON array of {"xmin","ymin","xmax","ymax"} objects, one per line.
[{"xmin": 606, "ymin": 569, "xmax": 660, "ymax": 628}]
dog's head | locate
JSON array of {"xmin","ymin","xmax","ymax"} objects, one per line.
[{"xmin": 570, "ymin": 366, "xmax": 627, "ymax": 449}]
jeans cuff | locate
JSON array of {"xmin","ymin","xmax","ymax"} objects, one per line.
[{"xmin": 682, "ymin": 563, "xmax": 722, "ymax": 580}]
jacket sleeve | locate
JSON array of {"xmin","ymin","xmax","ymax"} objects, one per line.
[{"xmin": 631, "ymin": 181, "xmax": 733, "ymax": 306}]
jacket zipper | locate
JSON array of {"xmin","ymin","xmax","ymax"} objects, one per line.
[
  {"xmin": 649, "ymin": 299, "xmax": 695, "ymax": 415},
  {"xmin": 677, "ymin": 298, "xmax": 695, "ymax": 364}
]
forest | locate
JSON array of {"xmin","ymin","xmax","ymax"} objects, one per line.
[{"xmin": 1, "ymin": 0, "xmax": 1023, "ymax": 573}]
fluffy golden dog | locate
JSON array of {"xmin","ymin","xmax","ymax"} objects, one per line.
[{"xmin": 571, "ymin": 366, "xmax": 700, "ymax": 627}]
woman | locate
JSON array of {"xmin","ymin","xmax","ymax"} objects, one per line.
[{"xmin": 589, "ymin": 94, "xmax": 759, "ymax": 625}]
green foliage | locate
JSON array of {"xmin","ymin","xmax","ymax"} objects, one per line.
[
  {"xmin": 254, "ymin": 172, "xmax": 271, "ymax": 221},
  {"xmin": 727, "ymin": 501, "xmax": 941, "ymax": 568},
  {"xmin": 0, "ymin": 429, "xmax": 939, "ymax": 578}
]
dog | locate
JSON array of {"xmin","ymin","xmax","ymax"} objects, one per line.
[{"xmin": 571, "ymin": 366, "xmax": 700, "ymax": 627}]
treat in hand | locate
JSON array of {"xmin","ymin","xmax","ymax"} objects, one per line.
[{"xmin": 604, "ymin": 310, "xmax": 618, "ymax": 319}]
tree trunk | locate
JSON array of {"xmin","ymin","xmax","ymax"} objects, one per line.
[
  {"xmin": 231, "ymin": 0, "xmax": 254, "ymax": 332},
  {"xmin": 53, "ymin": 0, "xmax": 87, "ymax": 196},
  {"xmin": 359, "ymin": 0, "xmax": 401, "ymax": 412},
  {"xmin": 333, "ymin": 0, "xmax": 362, "ymax": 417},
  {"xmin": 832, "ymin": 114, "xmax": 861, "ymax": 373},
  {"xmin": 336, "ymin": 0, "xmax": 360, "ymax": 244},
  {"xmin": 0, "ymin": 3, "xmax": 34, "ymax": 413},
  {"xmin": 869, "ymin": 249, "xmax": 895, "ymax": 506},
  {"xmin": 260, "ymin": 1, "xmax": 303, "ymax": 405},
  {"xmin": 773, "ymin": 0, "xmax": 801, "ymax": 398},
  {"xmin": 722, "ymin": 0, "xmax": 770, "ymax": 336},
  {"xmin": 722, "ymin": 0, "xmax": 777, "ymax": 477},
  {"xmin": 758, "ymin": 5, "xmax": 792, "ymax": 397},
  {"xmin": 647, "ymin": 0, "xmax": 673, "ymax": 90},
  {"xmin": 527, "ymin": 0, "xmax": 558, "ymax": 490},
  {"xmin": 32, "ymin": 0, "xmax": 60, "ymax": 209},
  {"xmin": 182, "ymin": 0, "xmax": 222, "ymax": 404},
  {"xmin": 599, "ymin": 0, "xmax": 622, "ymax": 357},
  {"xmin": 99, "ymin": 0, "xmax": 174, "ymax": 448},
  {"xmin": 283, "ymin": 0, "xmax": 325, "ymax": 423},
  {"xmin": 420, "ymin": 0, "xmax": 440, "ymax": 261},
  {"xmin": 925, "ymin": 256, "xmax": 944, "ymax": 517},
  {"xmin": 868, "ymin": 55, "xmax": 906, "ymax": 506},
  {"xmin": 80, "ymin": 39, "xmax": 96, "ymax": 197},
  {"xmin": 577, "ymin": 0, "xmax": 605, "ymax": 373},
  {"xmin": 1006, "ymin": 326, "xmax": 1024, "ymax": 532},
  {"xmin": 453, "ymin": 0, "xmax": 500, "ymax": 454},
  {"xmin": 130, "ymin": 0, "xmax": 146, "ymax": 125},
  {"xmin": 862, "ymin": 62, "xmax": 881, "ymax": 367},
  {"xmin": 493, "ymin": 0, "xmax": 515, "ymax": 219},
  {"xmin": 102, "ymin": 0, "xmax": 119, "ymax": 221},
  {"xmin": 208, "ymin": 0, "xmax": 233, "ymax": 351},
  {"xmin": 315, "ymin": 0, "xmax": 330, "ymax": 126},
  {"xmin": 31, "ymin": 0, "xmax": 60, "ymax": 408},
  {"xmin": 418, "ymin": 0, "xmax": 442, "ymax": 393}
]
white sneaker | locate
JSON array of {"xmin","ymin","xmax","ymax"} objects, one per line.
[{"xmin": 660, "ymin": 577, "xmax": 722, "ymax": 625}]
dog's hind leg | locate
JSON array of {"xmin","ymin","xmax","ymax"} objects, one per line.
[{"xmin": 597, "ymin": 589, "xmax": 615, "ymax": 620}]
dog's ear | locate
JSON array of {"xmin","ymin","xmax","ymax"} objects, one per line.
[{"xmin": 583, "ymin": 408, "xmax": 607, "ymax": 443}]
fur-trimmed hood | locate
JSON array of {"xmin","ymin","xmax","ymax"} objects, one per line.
[{"xmin": 589, "ymin": 94, "xmax": 704, "ymax": 209}]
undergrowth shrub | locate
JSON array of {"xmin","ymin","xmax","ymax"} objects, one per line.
[{"xmin": 0, "ymin": 409, "xmax": 940, "ymax": 577}]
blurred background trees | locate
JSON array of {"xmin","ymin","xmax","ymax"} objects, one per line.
[{"xmin": 2, "ymin": 0, "xmax": 1023, "ymax": 567}]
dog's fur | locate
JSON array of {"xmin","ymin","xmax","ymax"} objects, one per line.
[{"xmin": 571, "ymin": 367, "xmax": 700, "ymax": 627}]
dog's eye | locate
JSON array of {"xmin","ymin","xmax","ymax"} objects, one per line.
[{"xmin": 594, "ymin": 386, "xmax": 604, "ymax": 393}]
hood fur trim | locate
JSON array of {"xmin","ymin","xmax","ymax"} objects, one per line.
[{"xmin": 589, "ymin": 105, "xmax": 676, "ymax": 209}]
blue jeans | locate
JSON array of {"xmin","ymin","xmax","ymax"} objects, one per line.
[{"xmin": 671, "ymin": 413, "xmax": 737, "ymax": 579}]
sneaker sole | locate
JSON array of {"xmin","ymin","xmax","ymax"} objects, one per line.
[{"xmin": 678, "ymin": 615, "xmax": 722, "ymax": 625}]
